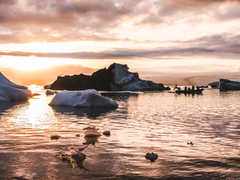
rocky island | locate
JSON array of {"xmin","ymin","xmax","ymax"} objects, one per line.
[{"xmin": 48, "ymin": 63, "xmax": 170, "ymax": 91}]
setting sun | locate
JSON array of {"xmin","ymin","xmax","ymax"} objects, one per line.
[{"xmin": 1, "ymin": 0, "xmax": 240, "ymax": 179}]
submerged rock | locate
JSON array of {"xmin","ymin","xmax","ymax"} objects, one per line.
[
  {"xmin": 50, "ymin": 135, "xmax": 61, "ymax": 140},
  {"xmin": 83, "ymin": 136, "xmax": 99, "ymax": 145},
  {"xmin": 56, "ymin": 151, "xmax": 86, "ymax": 169},
  {"xmin": 0, "ymin": 72, "xmax": 32, "ymax": 102},
  {"xmin": 187, "ymin": 141, "xmax": 194, "ymax": 146},
  {"xmin": 49, "ymin": 89, "xmax": 118, "ymax": 108},
  {"xmin": 219, "ymin": 79, "xmax": 240, "ymax": 91},
  {"xmin": 145, "ymin": 152, "xmax": 158, "ymax": 162},
  {"xmin": 83, "ymin": 126, "xmax": 101, "ymax": 145},
  {"xmin": 48, "ymin": 63, "xmax": 169, "ymax": 91},
  {"xmin": 84, "ymin": 127, "xmax": 101, "ymax": 138},
  {"xmin": 71, "ymin": 153, "xmax": 86, "ymax": 168},
  {"xmin": 103, "ymin": 130, "xmax": 111, "ymax": 136}
]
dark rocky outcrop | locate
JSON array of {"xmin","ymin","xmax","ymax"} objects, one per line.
[
  {"xmin": 49, "ymin": 63, "xmax": 169, "ymax": 91},
  {"xmin": 208, "ymin": 81, "xmax": 219, "ymax": 89},
  {"xmin": 219, "ymin": 79, "xmax": 240, "ymax": 91}
]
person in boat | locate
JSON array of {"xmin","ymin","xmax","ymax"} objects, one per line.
[{"xmin": 184, "ymin": 86, "xmax": 187, "ymax": 93}]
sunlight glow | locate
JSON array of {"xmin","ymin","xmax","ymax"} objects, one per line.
[
  {"xmin": 0, "ymin": 56, "xmax": 56, "ymax": 71},
  {"xmin": 0, "ymin": 56, "xmax": 94, "ymax": 72}
]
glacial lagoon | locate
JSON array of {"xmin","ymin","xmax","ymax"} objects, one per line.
[{"xmin": 1, "ymin": 86, "xmax": 240, "ymax": 179}]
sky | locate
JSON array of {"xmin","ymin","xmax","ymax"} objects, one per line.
[{"xmin": 0, "ymin": 0, "xmax": 240, "ymax": 85}]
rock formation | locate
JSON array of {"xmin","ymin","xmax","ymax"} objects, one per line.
[
  {"xmin": 0, "ymin": 72, "xmax": 32, "ymax": 102},
  {"xmin": 49, "ymin": 89, "xmax": 118, "ymax": 108},
  {"xmin": 208, "ymin": 81, "xmax": 219, "ymax": 89},
  {"xmin": 219, "ymin": 79, "xmax": 240, "ymax": 91},
  {"xmin": 48, "ymin": 63, "xmax": 169, "ymax": 91}
]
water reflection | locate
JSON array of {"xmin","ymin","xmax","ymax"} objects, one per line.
[
  {"xmin": 52, "ymin": 106, "xmax": 116, "ymax": 119},
  {"xmin": 0, "ymin": 103, "xmax": 18, "ymax": 116},
  {"xmin": 1, "ymin": 88, "xmax": 240, "ymax": 179},
  {"xmin": 101, "ymin": 91, "xmax": 140, "ymax": 101},
  {"xmin": 5, "ymin": 95, "xmax": 58, "ymax": 130}
]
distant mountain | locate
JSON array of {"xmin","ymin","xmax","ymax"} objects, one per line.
[{"xmin": 140, "ymin": 72, "xmax": 240, "ymax": 86}]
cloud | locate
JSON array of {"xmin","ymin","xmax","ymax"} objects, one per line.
[
  {"xmin": 0, "ymin": 0, "xmax": 146, "ymax": 44},
  {"xmin": 0, "ymin": 0, "xmax": 240, "ymax": 44},
  {"xmin": 137, "ymin": 0, "xmax": 240, "ymax": 25},
  {"xmin": 0, "ymin": 33, "xmax": 239, "ymax": 60}
]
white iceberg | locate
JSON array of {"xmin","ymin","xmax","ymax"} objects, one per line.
[
  {"xmin": 0, "ymin": 72, "xmax": 32, "ymax": 102},
  {"xmin": 49, "ymin": 89, "xmax": 118, "ymax": 108}
]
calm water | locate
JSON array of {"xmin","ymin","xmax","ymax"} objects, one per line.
[{"xmin": 1, "ymin": 86, "xmax": 240, "ymax": 179}]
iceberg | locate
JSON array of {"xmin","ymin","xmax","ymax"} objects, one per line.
[
  {"xmin": 49, "ymin": 89, "xmax": 118, "ymax": 108},
  {"xmin": 49, "ymin": 63, "xmax": 170, "ymax": 91},
  {"xmin": 0, "ymin": 72, "xmax": 32, "ymax": 102},
  {"xmin": 219, "ymin": 79, "xmax": 240, "ymax": 91}
]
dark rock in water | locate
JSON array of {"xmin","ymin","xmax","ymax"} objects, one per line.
[
  {"xmin": 56, "ymin": 151, "xmax": 69, "ymax": 162},
  {"xmin": 50, "ymin": 135, "xmax": 61, "ymax": 140},
  {"xmin": 83, "ymin": 126, "xmax": 101, "ymax": 145},
  {"xmin": 208, "ymin": 81, "xmax": 219, "ymax": 89},
  {"xmin": 187, "ymin": 141, "xmax": 194, "ymax": 146},
  {"xmin": 56, "ymin": 152, "xmax": 86, "ymax": 169},
  {"xmin": 48, "ymin": 63, "xmax": 169, "ymax": 91},
  {"xmin": 145, "ymin": 152, "xmax": 158, "ymax": 162},
  {"xmin": 83, "ymin": 126, "xmax": 98, "ymax": 131},
  {"xmin": 219, "ymin": 79, "xmax": 240, "ymax": 91},
  {"xmin": 71, "ymin": 153, "xmax": 86, "ymax": 168},
  {"xmin": 103, "ymin": 130, "xmax": 111, "ymax": 136},
  {"xmin": 83, "ymin": 136, "xmax": 99, "ymax": 145}
]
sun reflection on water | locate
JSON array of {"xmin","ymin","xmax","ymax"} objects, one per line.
[
  {"xmin": 5, "ymin": 85, "xmax": 58, "ymax": 130},
  {"xmin": 1, "ymin": 89, "xmax": 240, "ymax": 178}
]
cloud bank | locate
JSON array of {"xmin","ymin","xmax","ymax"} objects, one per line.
[
  {"xmin": 0, "ymin": 0, "xmax": 240, "ymax": 61},
  {"xmin": 0, "ymin": 33, "xmax": 239, "ymax": 60},
  {"xmin": 0, "ymin": 0, "xmax": 240, "ymax": 43}
]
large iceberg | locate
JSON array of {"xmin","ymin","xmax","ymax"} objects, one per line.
[
  {"xmin": 219, "ymin": 79, "xmax": 240, "ymax": 91},
  {"xmin": 48, "ymin": 63, "xmax": 170, "ymax": 91},
  {"xmin": 0, "ymin": 72, "xmax": 32, "ymax": 102},
  {"xmin": 49, "ymin": 89, "xmax": 118, "ymax": 108}
]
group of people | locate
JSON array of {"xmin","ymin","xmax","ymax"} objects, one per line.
[{"xmin": 174, "ymin": 85, "xmax": 203, "ymax": 94}]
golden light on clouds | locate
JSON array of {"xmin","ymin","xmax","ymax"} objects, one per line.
[{"xmin": 0, "ymin": 0, "xmax": 239, "ymax": 85}]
